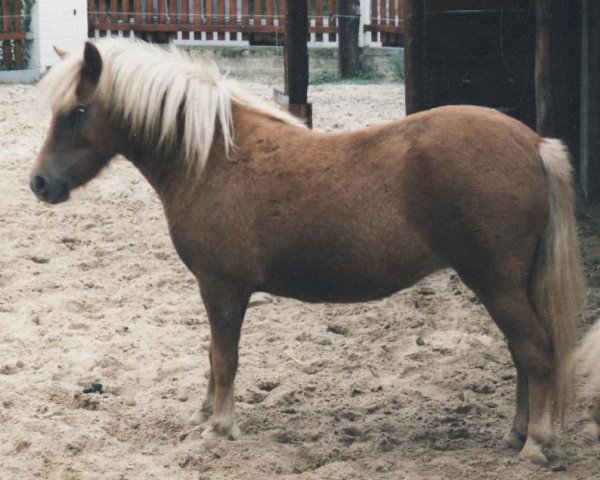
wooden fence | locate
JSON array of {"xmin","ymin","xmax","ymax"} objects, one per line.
[
  {"xmin": 365, "ymin": 0, "xmax": 405, "ymax": 46},
  {"xmin": 88, "ymin": 0, "xmax": 404, "ymax": 46},
  {"xmin": 88, "ymin": 0, "xmax": 338, "ymax": 46},
  {"xmin": 0, "ymin": 0, "xmax": 25, "ymax": 70}
]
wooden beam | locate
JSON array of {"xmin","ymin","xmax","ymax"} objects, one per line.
[
  {"xmin": 0, "ymin": 32, "xmax": 26, "ymax": 41},
  {"xmin": 284, "ymin": 0, "xmax": 309, "ymax": 105},
  {"xmin": 338, "ymin": 0, "xmax": 361, "ymax": 78},
  {"xmin": 535, "ymin": 0, "xmax": 582, "ymax": 157},
  {"xmin": 580, "ymin": 0, "xmax": 600, "ymax": 201},
  {"xmin": 404, "ymin": 0, "xmax": 425, "ymax": 114}
]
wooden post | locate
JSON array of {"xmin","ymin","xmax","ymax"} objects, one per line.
[
  {"xmin": 535, "ymin": 0, "xmax": 582, "ymax": 161},
  {"xmin": 404, "ymin": 0, "xmax": 425, "ymax": 114},
  {"xmin": 13, "ymin": 0, "xmax": 22, "ymax": 69},
  {"xmin": 580, "ymin": 0, "xmax": 600, "ymax": 201},
  {"xmin": 284, "ymin": 0, "xmax": 308, "ymax": 104},
  {"xmin": 132, "ymin": 0, "xmax": 140, "ymax": 24},
  {"xmin": 338, "ymin": 0, "xmax": 361, "ymax": 78},
  {"xmin": 283, "ymin": 0, "xmax": 312, "ymax": 127},
  {"xmin": 110, "ymin": 0, "xmax": 118, "ymax": 23}
]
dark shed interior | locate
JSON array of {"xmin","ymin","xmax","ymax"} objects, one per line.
[{"xmin": 404, "ymin": 0, "xmax": 599, "ymax": 202}]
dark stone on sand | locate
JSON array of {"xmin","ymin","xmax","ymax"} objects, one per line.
[{"xmin": 82, "ymin": 383, "xmax": 103, "ymax": 394}]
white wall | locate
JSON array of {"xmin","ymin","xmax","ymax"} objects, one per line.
[{"xmin": 32, "ymin": 0, "xmax": 88, "ymax": 73}]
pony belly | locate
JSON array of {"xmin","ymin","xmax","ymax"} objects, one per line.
[
  {"xmin": 260, "ymin": 251, "xmax": 444, "ymax": 303},
  {"xmin": 263, "ymin": 279, "xmax": 403, "ymax": 304}
]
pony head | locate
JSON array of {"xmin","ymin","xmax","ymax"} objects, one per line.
[{"xmin": 30, "ymin": 41, "xmax": 116, "ymax": 203}]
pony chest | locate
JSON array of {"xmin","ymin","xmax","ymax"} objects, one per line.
[{"xmin": 167, "ymin": 210, "xmax": 260, "ymax": 282}]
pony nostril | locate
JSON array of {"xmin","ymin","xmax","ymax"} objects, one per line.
[{"xmin": 31, "ymin": 175, "xmax": 47, "ymax": 194}]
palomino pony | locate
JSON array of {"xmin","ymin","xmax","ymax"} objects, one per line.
[
  {"xmin": 30, "ymin": 39, "xmax": 585, "ymax": 464},
  {"xmin": 575, "ymin": 321, "xmax": 600, "ymax": 440}
]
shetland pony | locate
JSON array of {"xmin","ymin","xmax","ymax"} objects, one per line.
[
  {"xmin": 30, "ymin": 39, "xmax": 585, "ymax": 464},
  {"xmin": 575, "ymin": 321, "xmax": 600, "ymax": 440}
]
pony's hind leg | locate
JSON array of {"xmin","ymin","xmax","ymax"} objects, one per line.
[
  {"xmin": 503, "ymin": 348, "xmax": 529, "ymax": 450},
  {"xmin": 475, "ymin": 285, "xmax": 555, "ymax": 464},
  {"xmin": 201, "ymin": 347, "xmax": 216, "ymax": 420},
  {"xmin": 197, "ymin": 277, "xmax": 249, "ymax": 440},
  {"xmin": 514, "ymin": 342, "xmax": 554, "ymax": 464}
]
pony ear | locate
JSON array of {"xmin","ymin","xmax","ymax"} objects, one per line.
[
  {"xmin": 53, "ymin": 46, "xmax": 68, "ymax": 59},
  {"xmin": 75, "ymin": 42, "xmax": 103, "ymax": 102}
]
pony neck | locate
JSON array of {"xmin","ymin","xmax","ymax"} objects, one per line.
[
  {"xmin": 117, "ymin": 116, "xmax": 228, "ymax": 201},
  {"xmin": 117, "ymin": 101, "xmax": 302, "ymax": 202}
]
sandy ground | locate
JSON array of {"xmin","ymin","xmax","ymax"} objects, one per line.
[{"xmin": 1, "ymin": 79, "xmax": 599, "ymax": 480}]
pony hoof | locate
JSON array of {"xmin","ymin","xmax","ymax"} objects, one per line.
[
  {"xmin": 583, "ymin": 422, "xmax": 600, "ymax": 441},
  {"xmin": 229, "ymin": 423, "xmax": 241, "ymax": 440},
  {"xmin": 518, "ymin": 440, "xmax": 549, "ymax": 465},
  {"xmin": 190, "ymin": 406, "xmax": 213, "ymax": 426},
  {"xmin": 201, "ymin": 422, "xmax": 240, "ymax": 441},
  {"xmin": 201, "ymin": 425, "xmax": 219, "ymax": 440},
  {"xmin": 189, "ymin": 411, "xmax": 208, "ymax": 426},
  {"xmin": 503, "ymin": 429, "xmax": 526, "ymax": 450}
]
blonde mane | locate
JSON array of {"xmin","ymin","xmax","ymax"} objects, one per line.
[{"xmin": 39, "ymin": 38, "xmax": 305, "ymax": 173}]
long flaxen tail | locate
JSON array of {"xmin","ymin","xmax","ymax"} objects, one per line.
[{"xmin": 530, "ymin": 138, "xmax": 586, "ymax": 425}]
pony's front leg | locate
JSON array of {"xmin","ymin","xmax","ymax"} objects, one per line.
[
  {"xmin": 190, "ymin": 347, "xmax": 215, "ymax": 425},
  {"xmin": 197, "ymin": 277, "xmax": 249, "ymax": 440}
]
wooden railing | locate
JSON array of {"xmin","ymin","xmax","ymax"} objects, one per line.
[
  {"xmin": 0, "ymin": 0, "xmax": 25, "ymax": 70},
  {"xmin": 88, "ymin": 0, "xmax": 339, "ymax": 46}
]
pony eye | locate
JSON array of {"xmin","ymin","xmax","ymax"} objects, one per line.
[{"xmin": 73, "ymin": 107, "xmax": 87, "ymax": 120}]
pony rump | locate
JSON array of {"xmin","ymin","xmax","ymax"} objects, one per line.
[{"xmin": 39, "ymin": 39, "xmax": 304, "ymax": 174}]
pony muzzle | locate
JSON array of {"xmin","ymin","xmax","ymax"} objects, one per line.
[{"xmin": 30, "ymin": 173, "xmax": 70, "ymax": 204}]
